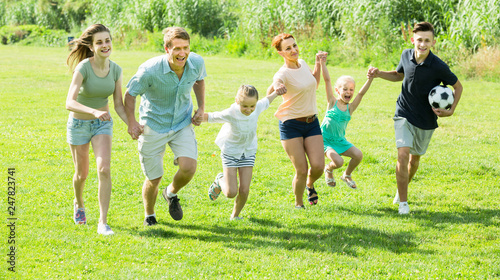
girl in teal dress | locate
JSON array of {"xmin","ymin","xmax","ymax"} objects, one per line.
[{"xmin": 319, "ymin": 54, "xmax": 374, "ymax": 189}]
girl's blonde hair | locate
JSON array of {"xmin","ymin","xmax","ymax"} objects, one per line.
[
  {"xmin": 67, "ymin": 24, "xmax": 111, "ymax": 70},
  {"xmin": 236, "ymin": 85, "xmax": 259, "ymax": 101},
  {"xmin": 335, "ymin": 75, "xmax": 355, "ymax": 89}
]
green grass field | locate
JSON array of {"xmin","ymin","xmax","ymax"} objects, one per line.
[{"xmin": 0, "ymin": 45, "xmax": 499, "ymax": 279}]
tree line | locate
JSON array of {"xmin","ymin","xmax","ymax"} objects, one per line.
[{"xmin": 1, "ymin": 0, "xmax": 499, "ymax": 70}]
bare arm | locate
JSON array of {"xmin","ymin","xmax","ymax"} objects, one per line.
[
  {"xmin": 192, "ymin": 79, "xmax": 205, "ymax": 126},
  {"xmin": 349, "ymin": 75, "xmax": 374, "ymax": 114},
  {"xmin": 65, "ymin": 71, "xmax": 110, "ymax": 120},
  {"xmin": 200, "ymin": 112, "xmax": 208, "ymax": 122},
  {"xmin": 433, "ymin": 79, "xmax": 463, "ymax": 117},
  {"xmin": 320, "ymin": 54, "xmax": 336, "ymax": 109},
  {"xmin": 269, "ymin": 78, "xmax": 287, "ymax": 96},
  {"xmin": 369, "ymin": 67, "xmax": 404, "ymax": 82},
  {"xmin": 265, "ymin": 91, "xmax": 279, "ymax": 104},
  {"xmin": 112, "ymin": 74, "xmax": 128, "ymax": 125},
  {"xmin": 124, "ymin": 90, "xmax": 143, "ymax": 140},
  {"xmin": 311, "ymin": 54, "xmax": 322, "ymax": 89}
]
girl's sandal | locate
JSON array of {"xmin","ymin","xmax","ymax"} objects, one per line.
[
  {"xmin": 340, "ymin": 173, "xmax": 357, "ymax": 189},
  {"xmin": 324, "ymin": 167, "xmax": 336, "ymax": 187},
  {"xmin": 306, "ymin": 186, "xmax": 318, "ymax": 205},
  {"xmin": 208, "ymin": 173, "xmax": 223, "ymax": 201}
]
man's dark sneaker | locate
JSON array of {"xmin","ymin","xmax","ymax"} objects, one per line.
[
  {"xmin": 162, "ymin": 188, "xmax": 183, "ymax": 221},
  {"xmin": 143, "ymin": 216, "xmax": 158, "ymax": 226}
]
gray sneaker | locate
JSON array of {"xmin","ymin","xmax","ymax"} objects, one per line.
[{"xmin": 162, "ymin": 188, "xmax": 183, "ymax": 221}]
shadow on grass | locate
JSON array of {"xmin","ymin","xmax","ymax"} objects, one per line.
[
  {"xmin": 116, "ymin": 216, "xmax": 429, "ymax": 257},
  {"xmin": 372, "ymin": 205, "xmax": 500, "ymax": 228}
]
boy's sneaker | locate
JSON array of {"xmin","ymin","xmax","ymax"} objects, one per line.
[
  {"xmin": 143, "ymin": 216, "xmax": 158, "ymax": 226},
  {"xmin": 162, "ymin": 188, "xmax": 183, "ymax": 221},
  {"xmin": 398, "ymin": 202, "xmax": 410, "ymax": 215},
  {"xmin": 393, "ymin": 191, "xmax": 400, "ymax": 205},
  {"xmin": 74, "ymin": 204, "xmax": 86, "ymax": 225},
  {"xmin": 97, "ymin": 223, "xmax": 114, "ymax": 235}
]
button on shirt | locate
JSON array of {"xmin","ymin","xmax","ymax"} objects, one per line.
[
  {"xmin": 208, "ymin": 98, "xmax": 270, "ymax": 158},
  {"xmin": 395, "ymin": 49, "xmax": 458, "ymax": 130},
  {"xmin": 127, "ymin": 53, "xmax": 207, "ymax": 133}
]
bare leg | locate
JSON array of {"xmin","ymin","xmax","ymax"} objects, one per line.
[
  {"xmin": 325, "ymin": 149, "xmax": 343, "ymax": 185},
  {"xmin": 325, "ymin": 149, "xmax": 344, "ymax": 171},
  {"xmin": 69, "ymin": 143, "xmax": 90, "ymax": 209},
  {"xmin": 91, "ymin": 134, "xmax": 112, "ymax": 225},
  {"xmin": 396, "ymin": 147, "xmax": 411, "ymax": 202},
  {"xmin": 281, "ymin": 137, "xmax": 308, "ymax": 207},
  {"xmin": 220, "ymin": 167, "xmax": 238, "ymax": 198},
  {"xmin": 231, "ymin": 167, "xmax": 253, "ymax": 218},
  {"xmin": 304, "ymin": 135, "xmax": 325, "ymax": 189},
  {"xmin": 143, "ymin": 176, "xmax": 162, "ymax": 216},
  {"xmin": 166, "ymin": 157, "xmax": 197, "ymax": 194},
  {"xmin": 408, "ymin": 154, "xmax": 421, "ymax": 182},
  {"xmin": 341, "ymin": 146, "xmax": 363, "ymax": 186}
]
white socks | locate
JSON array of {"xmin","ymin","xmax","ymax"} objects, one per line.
[{"xmin": 166, "ymin": 191, "xmax": 177, "ymax": 198}]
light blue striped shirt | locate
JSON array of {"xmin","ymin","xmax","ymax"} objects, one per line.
[{"xmin": 127, "ymin": 52, "xmax": 207, "ymax": 133}]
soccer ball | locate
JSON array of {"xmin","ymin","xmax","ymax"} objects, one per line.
[{"xmin": 428, "ymin": 85, "xmax": 454, "ymax": 110}]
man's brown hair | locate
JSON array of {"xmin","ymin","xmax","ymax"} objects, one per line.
[{"xmin": 413, "ymin": 22, "xmax": 435, "ymax": 36}]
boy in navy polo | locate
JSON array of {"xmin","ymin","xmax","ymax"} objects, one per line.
[{"xmin": 369, "ymin": 22, "xmax": 463, "ymax": 214}]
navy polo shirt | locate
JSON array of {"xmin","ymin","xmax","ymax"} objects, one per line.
[{"xmin": 395, "ymin": 49, "xmax": 458, "ymax": 129}]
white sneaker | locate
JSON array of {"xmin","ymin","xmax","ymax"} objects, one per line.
[
  {"xmin": 97, "ymin": 223, "xmax": 114, "ymax": 235},
  {"xmin": 398, "ymin": 202, "xmax": 410, "ymax": 215},
  {"xmin": 393, "ymin": 191, "xmax": 400, "ymax": 205}
]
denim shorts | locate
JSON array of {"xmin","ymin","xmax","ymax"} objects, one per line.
[
  {"xmin": 279, "ymin": 118, "xmax": 322, "ymax": 140},
  {"xmin": 66, "ymin": 117, "xmax": 113, "ymax": 145}
]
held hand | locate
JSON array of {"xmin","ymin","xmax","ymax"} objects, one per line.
[
  {"xmin": 432, "ymin": 107, "xmax": 454, "ymax": 118},
  {"xmin": 275, "ymin": 84, "xmax": 287, "ymax": 96},
  {"xmin": 94, "ymin": 110, "xmax": 111, "ymax": 121},
  {"xmin": 316, "ymin": 51, "xmax": 328, "ymax": 63},
  {"xmin": 367, "ymin": 66, "xmax": 379, "ymax": 79},
  {"xmin": 192, "ymin": 108, "xmax": 204, "ymax": 126},
  {"xmin": 127, "ymin": 121, "xmax": 144, "ymax": 140}
]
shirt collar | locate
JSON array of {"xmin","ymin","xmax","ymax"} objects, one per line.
[
  {"xmin": 410, "ymin": 49, "xmax": 435, "ymax": 66},
  {"xmin": 162, "ymin": 54, "xmax": 194, "ymax": 74}
]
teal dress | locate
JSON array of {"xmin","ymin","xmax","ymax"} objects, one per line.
[{"xmin": 320, "ymin": 101, "xmax": 354, "ymax": 154}]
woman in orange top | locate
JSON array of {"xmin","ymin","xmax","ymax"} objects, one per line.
[{"xmin": 268, "ymin": 33, "xmax": 325, "ymax": 208}]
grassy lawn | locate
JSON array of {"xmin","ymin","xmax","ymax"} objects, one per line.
[{"xmin": 0, "ymin": 45, "xmax": 499, "ymax": 279}]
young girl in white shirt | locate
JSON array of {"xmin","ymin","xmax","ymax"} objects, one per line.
[{"xmin": 203, "ymin": 85, "xmax": 279, "ymax": 220}]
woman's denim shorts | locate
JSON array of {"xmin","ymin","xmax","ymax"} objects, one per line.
[
  {"xmin": 66, "ymin": 117, "xmax": 113, "ymax": 145},
  {"xmin": 279, "ymin": 118, "xmax": 322, "ymax": 140}
]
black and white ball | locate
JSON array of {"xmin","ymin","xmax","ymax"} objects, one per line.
[{"xmin": 428, "ymin": 85, "xmax": 454, "ymax": 110}]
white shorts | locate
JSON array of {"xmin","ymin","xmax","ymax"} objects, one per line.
[
  {"xmin": 138, "ymin": 124, "xmax": 197, "ymax": 180},
  {"xmin": 394, "ymin": 117, "xmax": 434, "ymax": 156}
]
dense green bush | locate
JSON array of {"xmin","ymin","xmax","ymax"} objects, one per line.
[
  {"xmin": 0, "ymin": 24, "xmax": 66, "ymax": 46},
  {"xmin": 1, "ymin": 0, "xmax": 499, "ymax": 73}
]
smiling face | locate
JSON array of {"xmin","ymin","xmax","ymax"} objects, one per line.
[
  {"xmin": 335, "ymin": 81, "xmax": 355, "ymax": 104},
  {"xmin": 411, "ymin": 31, "xmax": 435, "ymax": 60},
  {"xmin": 236, "ymin": 95, "xmax": 258, "ymax": 116},
  {"xmin": 278, "ymin": 37, "xmax": 300, "ymax": 62},
  {"xmin": 91, "ymin": 32, "xmax": 112, "ymax": 58},
  {"xmin": 166, "ymin": 38, "xmax": 190, "ymax": 69}
]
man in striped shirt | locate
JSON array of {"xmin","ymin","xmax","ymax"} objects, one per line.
[{"xmin": 124, "ymin": 27, "xmax": 207, "ymax": 226}]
